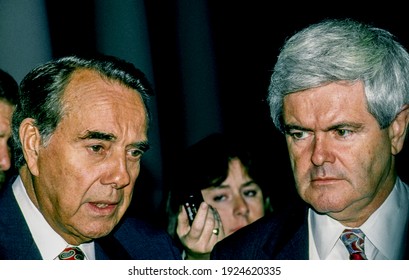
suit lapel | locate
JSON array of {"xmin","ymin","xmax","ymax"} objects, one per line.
[
  {"xmin": 95, "ymin": 235, "xmax": 132, "ymax": 260},
  {"xmin": 262, "ymin": 201, "xmax": 309, "ymax": 260},
  {"xmin": 0, "ymin": 176, "xmax": 43, "ymax": 259}
]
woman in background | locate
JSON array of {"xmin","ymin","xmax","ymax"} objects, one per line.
[{"xmin": 166, "ymin": 133, "xmax": 273, "ymax": 259}]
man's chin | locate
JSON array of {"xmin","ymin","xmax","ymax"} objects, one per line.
[{"xmin": 310, "ymin": 201, "xmax": 347, "ymax": 215}]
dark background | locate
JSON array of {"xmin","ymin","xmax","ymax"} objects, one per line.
[{"xmin": 1, "ymin": 1, "xmax": 408, "ymax": 228}]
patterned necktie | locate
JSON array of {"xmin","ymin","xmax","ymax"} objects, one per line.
[
  {"xmin": 58, "ymin": 246, "xmax": 85, "ymax": 260},
  {"xmin": 340, "ymin": 229, "xmax": 367, "ymax": 260}
]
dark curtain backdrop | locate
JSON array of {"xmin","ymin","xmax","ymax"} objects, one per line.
[{"xmin": 1, "ymin": 1, "xmax": 408, "ymax": 228}]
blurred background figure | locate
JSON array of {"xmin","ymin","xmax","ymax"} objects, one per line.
[
  {"xmin": 166, "ymin": 133, "xmax": 273, "ymax": 259},
  {"xmin": 0, "ymin": 69, "xmax": 18, "ymax": 190}
]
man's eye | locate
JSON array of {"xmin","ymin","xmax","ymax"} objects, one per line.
[
  {"xmin": 90, "ymin": 145, "xmax": 103, "ymax": 153},
  {"xmin": 337, "ymin": 129, "xmax": 352, "ymax": 137},
  {"xmin": 289, "ymin": 131, "xmax": 308, "ymax": 140},
  {"xmin": 129, "ymin": 149, "xmax": 143, "ymax": 158}
]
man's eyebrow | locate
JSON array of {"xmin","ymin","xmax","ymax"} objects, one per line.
[
  {"xmin": 78, "ymin": 130, "xmax": 150, "ymax": 152},
  {"xmin": 327, "ymin": 122, "xmax": 363, "ymax": 131},
  {"xmin": 132, "ymin": 141, "xmax": 150, "ymax": 153},
  {"xmin": 284, "ymin": 124, "xmax": 311, "ymax": 133},
  {"xmin": 79, "ymin": 131, "xmax": 116, "ymax": 141},
  {"xmin": 284, "ymin": 122, "xmax": 363, "ymax": 133}
]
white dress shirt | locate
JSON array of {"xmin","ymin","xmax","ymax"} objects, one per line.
[
  {"xmin": 309, "ymin": 177, "xmax": 409, "ymax": 260},
  {"xmin": 12, "ymin": 176, "xmax": 95, "ymax": 260}
]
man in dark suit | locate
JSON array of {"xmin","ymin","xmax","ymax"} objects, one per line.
[
  {"xmin": 211, "ymin": 18, "xmax": 409, "ymax": 260},
  {"xmin": 0, "ymin": 55, "xmax": 182, "ymax": 260}
]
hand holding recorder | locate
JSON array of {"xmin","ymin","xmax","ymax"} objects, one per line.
[{"xmin": 177, "ymin": 192, "xmax": 225, "ymax": 260}]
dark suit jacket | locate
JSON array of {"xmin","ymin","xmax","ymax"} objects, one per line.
[
  {"xmin": 211, "ymin": 197, "xmax": 309, "ymax": 260},
  {"xmin": 211, "ymin": 196, "xmax": 409, "ymax": 260},
  {"xmin": 0, "ymin": 176, "xmax": 182, "ymax": 260}
]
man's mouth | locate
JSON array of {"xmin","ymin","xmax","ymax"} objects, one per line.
[{"xmin": 94, "ymin": 203, "xmax": 110, "ymax": 208}]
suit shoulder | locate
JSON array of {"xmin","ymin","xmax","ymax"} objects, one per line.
[
  {"xmin": 111, "ymin": 216, "xmax": 182, "ymax": 260},
  {"xmin": 211, "ymin": 200, "xmax": 307, "ymax": 260}
]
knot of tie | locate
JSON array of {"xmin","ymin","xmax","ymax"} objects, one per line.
[
  {"xmin": 340, "ymin": 228, "xmax": 367, "ymax": 260},
  {"xmin": 58, "ymin": 246, "xmax": 85, "ymax": 260}
]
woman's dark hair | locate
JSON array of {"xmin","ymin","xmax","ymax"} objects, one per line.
[{"xmin": 169, "ymin": 133, "xmax": 267, "ymax": 213}]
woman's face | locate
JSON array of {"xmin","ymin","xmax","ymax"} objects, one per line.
[{"xmin": 201, "ymin": 158, "xmax": 265, "ymax": 236}]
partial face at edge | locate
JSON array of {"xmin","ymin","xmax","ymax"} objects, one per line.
[{"xmin": 0, "ymin": 100, "xmax": 14, "ymax": 186}]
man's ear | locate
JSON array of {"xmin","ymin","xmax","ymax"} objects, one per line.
[
  {"xmin": 19, "ymin": 118, "xmax": 41, "ymax": 176},
  {"xmin": 390, "ymin": 105, "xmax": 409, "ymax": 155}
]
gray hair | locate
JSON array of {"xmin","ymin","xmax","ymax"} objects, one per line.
[{"xmin": 268, "ymin": 18, "xmax": 409, "ymax": 132}]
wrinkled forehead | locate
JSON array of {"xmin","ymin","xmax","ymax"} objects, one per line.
[
  {"xmin": 58, "ymin": 69, "xmax": 148, "ymax": 135},
  {"xmin": 62, "ymin": 69, "xmax": 145, "ymax": 112}
]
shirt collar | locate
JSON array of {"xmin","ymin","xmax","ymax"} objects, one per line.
[
  {"xmin": 361, "ymin": 177, "xmax": 409, "ymax": 259},
  {"xmin": 12, "ymin": 176, "xmax": 95, "ymax": 260},
  {"xmin": 310, "ymin": 177, "xmax": 409, "ymax": 260},
  {"xmin": 310, "ymin": 208, "xmax": 344, "ymax": 259}
]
